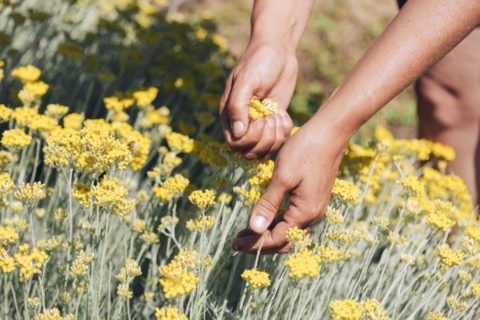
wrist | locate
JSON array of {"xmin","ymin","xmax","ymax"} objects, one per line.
[
  {"xmin": 309, "ymin": 102, "xmax": 358, "ymax": 148},
  {"xmin": 247, "ymin": 35, "xmax": 297, "ymax": 56}
]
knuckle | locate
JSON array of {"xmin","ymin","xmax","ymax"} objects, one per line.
[
  {"xmin": 255, "ymin": 197, "xmax": 278, "ymax": 215},
  {"xmin": 274, "ymin": 170, "xmax": 294, "ymax": 188}
]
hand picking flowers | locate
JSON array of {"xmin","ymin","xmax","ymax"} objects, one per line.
[{"xmin": 0, "ymin": 1, "xmax": 479, "ymax": 320}]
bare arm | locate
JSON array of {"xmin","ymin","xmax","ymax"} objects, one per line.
[
  {"xmin": 234, "ymin": 0, "xmax": 480, "ymax": 253},
  {"xmin": 316, "ymin": 0, "xmax": 480, "ymax": 142}
]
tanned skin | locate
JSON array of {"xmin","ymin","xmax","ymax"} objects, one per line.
[{"xmin": 219, "ymin": 0, "xmax": 480, "ymax": 254}]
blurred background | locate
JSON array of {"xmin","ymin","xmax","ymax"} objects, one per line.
[{"xmin": 180, "ymin": 0, "xmax": 418, "ymax": 140}]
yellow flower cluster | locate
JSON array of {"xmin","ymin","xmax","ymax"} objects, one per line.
[
  {"xmin": 332, "ymin": 179, "xmax": 361, "ymax": 204},
  {"xmin": 159, "ymin": 249, "xmax": 202, "ymax": 299},
  {"xmin": 153, "ymin": 174, "xmax": 190, "ymax": 203},
  {"xmin": 116, "ymin": 258, "xmax": 142, "ymax": 282},
  {"xmin": 234, "ymin": 160, "xmax": 274, "ymax": 205},
  {"xmin": 15, "ymin": 182, "xmax": 47, "ymax": 202},
  {"xmin": 70, "ymin": 251, "xmax": 95, "ymax": 278},
  {"xmin": 33, "ymin": 308, "xmax": 74, "ymax": 320},
  {"xmin": 330, "ymin": 299, "xmax": 390, "ymax": 320},
  {"xmin": 11, "ymin": 65, "xmax": 42, "ymax": 83},
  {"xmin": 1, "ymin": 129, "xmax": 32, "ymax": 149},
  {"xmin": 44, "ymin": 127, "xmax": 133, "ymax": 175},
  {"xmin": 248, "ymin": 98, "xmax": 278, "ymax": 120},
  {"xmin": 241, "ymin": 269, "xmax": 271, "ymax": 289},
  {"xmin": 285, "ymin": 227, "xmax": 312, "ymax": 249},
  {"xmin": 438, "ymin": 245, "xmax": 464, "ymax": 269},
  {"xmin": 133, "ymin": 87, "xmax": 158, "ymax": 109},
  {"xmin": 188, "ymin": 189, "xmax": 216, "ymax": 211},
  {"xmin": 284, "ymin": 250, "xmax": 321, "ymax": 279},
  {"xmin": 14, "ymin": 244, "xmax": 49, "ymax": 280},
  {"xmin": 91, "ymin": 177, "xmax": 135, "ymax": 216},
  {"xmin": 0, "ymin": 172, "xmax": 14, "ymax": 194},
  {"xmin": 0, "ymin": 104, "xmax": 12, "ymax": 122},
  {"xmin": 186, "ymin": 216, "xmax": 216, "ymax": 232},
  {"xmin": 166, "ymin": 132, "xmax": 195, "ymax": 153},
  {"xmin": 155, "ymin": 306, "xmax": 188, "ymax": 320}
]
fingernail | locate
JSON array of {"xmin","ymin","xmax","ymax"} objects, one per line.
[
  {"xmin": 251, "ymin": 215, "xmax": 267, "ymax": 232},
  {"xmin": 232, "ymin": 121, "xmax": 245, "ymax": 137},
  {"xmin": 267, "ymin": 117, "xmax": 275, "ymax": 128}
]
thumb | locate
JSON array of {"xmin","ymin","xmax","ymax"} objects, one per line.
[
  {"xmin": 228, "ymin": 78, "xmax": 254, "ymax": 138},
  {"xmin": 249, "ymin": 177, "xmax": 287, "ymax": 233}
]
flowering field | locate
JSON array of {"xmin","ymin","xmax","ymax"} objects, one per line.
[{"xmin": 1, "ymin": 1, "xmax": 480, "ymax": 320}]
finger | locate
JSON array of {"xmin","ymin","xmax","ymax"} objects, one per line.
[
  {"xmin": 228, "ymin": 75, "xmax": 254, "ymax": 138},
  {"xmin": 243, "ymin": 116, "xmax": 277, "ymax": 160},
  {"xmin": 248, "ymin": 175, "xmax": 288, "ymax": 234},
  {"xmin": 220, "ymin": 76, "xmax": 235, "ymax": 144},
  {"xmin": 229, "ymin": 119, "xmax": 265, "ymax": 151},
  {"xmin": 233, "ymin": 220, "xmax": 294, "ymax": 253},
  {"xmin": 265, "ymin": 113, "xmax": 287, "ymax": 157}
]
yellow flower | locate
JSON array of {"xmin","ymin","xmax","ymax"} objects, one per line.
[
  {"xmin": 438, "ymin": 245, "xmax": 464, "ymax": 269},
  {"xmin": 325, "ymin": 207, "xmax": 344, "ymax": 226},
  {"xmin": 159, "ymin": 216, "xmax": 179, "ymax": 231},
  {"xmin": 284, "ymin": 250, "xmax": 321, "ymax": 279},
  {"xmin": 27, "ymin": 297, "xmax": 41, "ymax": 307},
  {"xmin": 159, "ymin": 267, "xmax": 198, "ymax": 299},
  {"xmin": 11, "ymin": 65, "xmax": 41, "ymax": 83},
  {"xmin": 332, "ymin": 179, "xmax": 360, "ymax": 204},
  {"xmin": 15, "ymin": 182, "xmax": 46, "ymax": 202},
  {"xmin": 14, "ymin": 244, "xmax": 49, "ymax": 280},
  {"xmin": 248, "ymin": 98, "xmax": 278, "ymax": 120},
  {"xmin": 91, "ymin": 177, "xmax": 134, "ymax": 216},
  {"xmin": 63, "ymin": 113, "xmax": 84, "ymax": 130},
  {"xmin": 18, "ymin": 82, "xmax": 49, "ymax": 105},
  {"xmin": 155, "ymin": 306, "xmax": 188, "ymax": 320},
  {"xmin": 159, "ymin": 249, "xmax": 202, "ymax": 298},
  {"xmin": 12, "ymin": 106, "xmax": 39, "ymax": 127},
  {"xmin": 330, "ymin": 299, "xmax": 362, "ymax": 320},
  {"xmin": 132, "ymin": 219, "xmax": 146, "ymax": 233},
  {"xmin": 446, "ymin": 296, "xmax": 466, "ymax": 311},
  {"xmin": 0, "ymin": 225, "xmax": 19, "ymax": 247},
  {"xmin": 153, "ymin": 174, "xmax": 190, "ymax": 202},
  {"xmin": 0, "ymin": 104, "xmax": 11, "ymax": 122},
  {"xmin": 166, "ymin": 132, "xmax": 194, "ymax": 153},
  {"xmin": 140, "ymin": 231, "xmax": 159, "ymax": 244},
  {"xmin": 426, "ymin": 201, "xmax": 455, "ymax": 232},
  {"xmin": 401, "ymin": 175, "xmax": 425, "ymax": 196},
  {"xmin": 241, "ymin": 269, "xmax": 271, "ymax": 289},
  {"xmin": 46, "ymin": 104, "xmax": 69, "ymax": 118},
  {"xmin": 186, "ymin": 216, "xmax": 216, "ymax": 232},
  {"xmin": 431, "ymin": 142, "xmax": 455, "ymax": 161},
  {"xmin": 188, "ymin": 189, "xmax": 216, "ymax": 211},
  {"xmin": 33, "ymin": 308, "xmax": 74, "ymax": 320},
  {"xmin": 70, "ymin": 251, "xmax": 95, "ymax": 278},
  {"xmin": 360, "ymin": 299, "xmax": 390, "ymax": 320},
  {"xmin": 0, "ymin": 173, "xmax": 14, "ymax": 194},
  {"xmin": 0, "ymin": 248, "xmax": 15, "ymax": 273},
  {"xmin": 116, "ymin": 259, "xmax": 142, "ymax": 282},
  {"xmin": 104, "ymin": 96, "xmax": 134, "ymax": 112},
  {"xmin": 117, "ymin": 283, "xmax": 133, "ymax": 299},
  {"xmin": 133, "ymin": 87, "xmax": 158, "ymax": 109},
  {"xmin": 316, "ymin": 245, "xmax": 349, "ymax": 263},
  {"xmin": 285, "ymin": 227, "xmax": 312, "ymax": 249},
  {"xmin": 1, "ymin": 129, "xmax": 32, "ymax": 149},
  {"xmin": 471, "ymin": 283, "xmax": 480, "ymax": 296}
]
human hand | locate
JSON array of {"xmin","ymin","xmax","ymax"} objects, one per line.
[
  {"xmin": 220, "ymin": 43, "xmax": 296, "ymax": 160},
  {"xmin": 232, "ymin": 115, "xmax": 348, "ymax": 254}
]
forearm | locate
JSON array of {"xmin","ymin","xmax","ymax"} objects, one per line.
[
  {"xmin": 249, "ymin": 0, "xmax": 315, "ymax": 53},
  {"xmin": 312, "ymin": 0, "xmax": 480, "ymax": 142}
]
